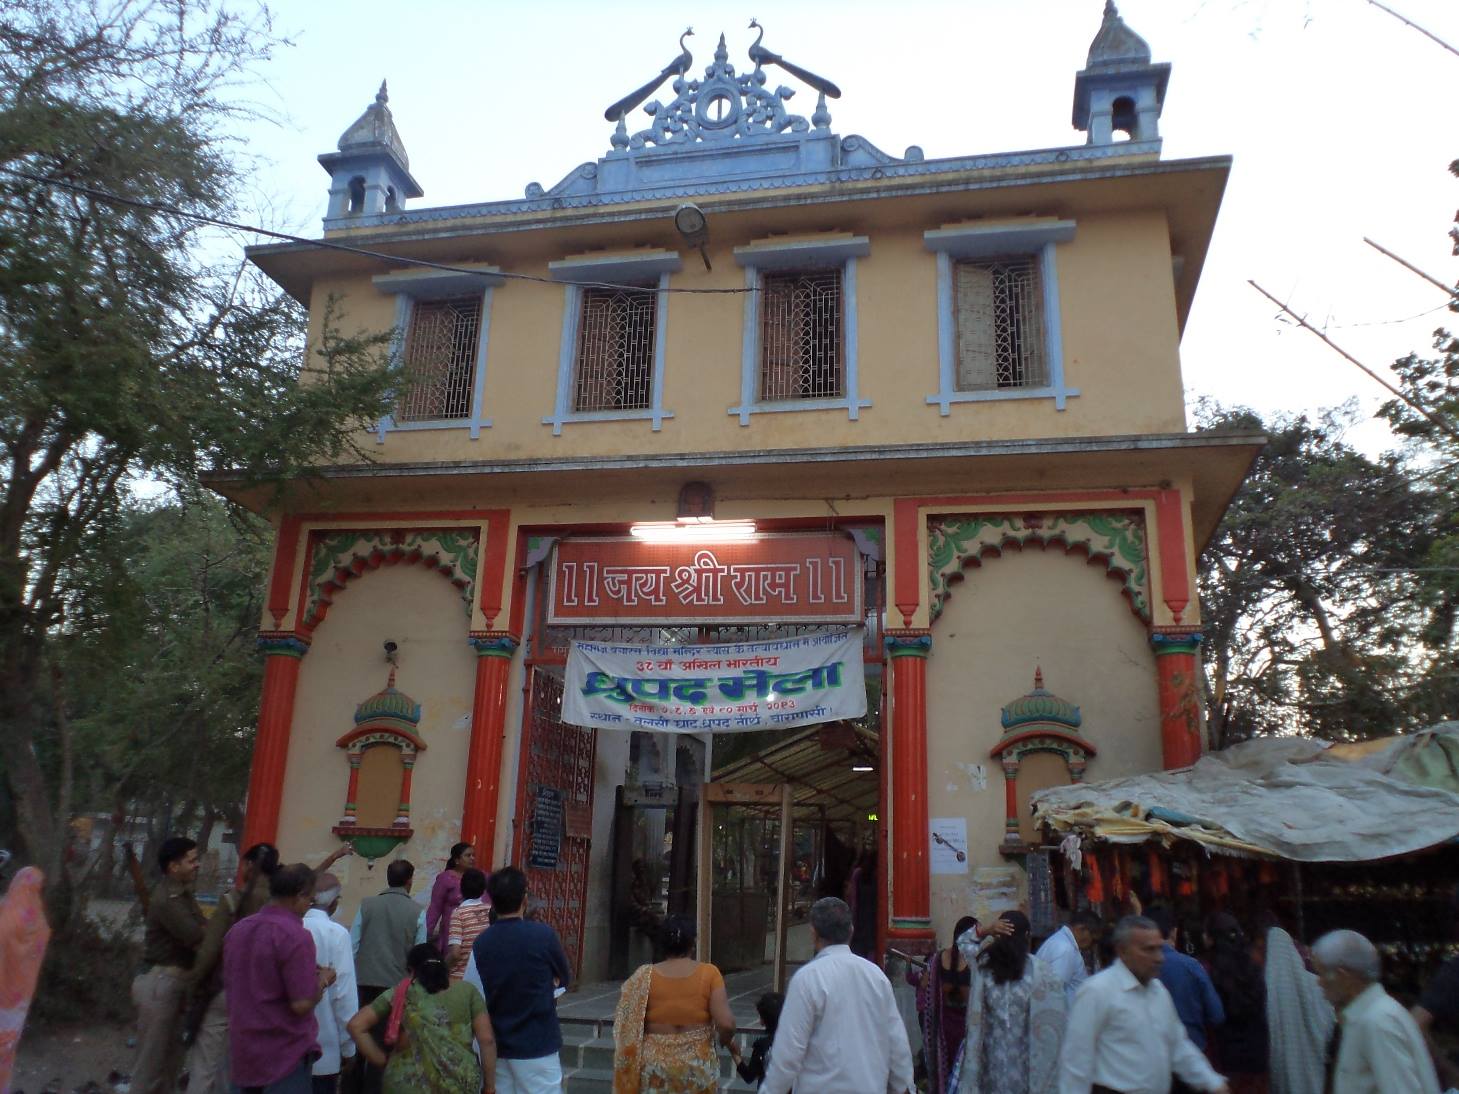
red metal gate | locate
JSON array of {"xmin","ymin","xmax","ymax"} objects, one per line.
[{"xmin": 513, "ymin": 667, "xmax": 596, "ymax": 974}]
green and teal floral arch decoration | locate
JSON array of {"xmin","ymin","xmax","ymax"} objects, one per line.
[
  {"xmin": 928, "ymin": 512, "xmax": 1150, "ymax": 623},
  {"xmin": 302, "ymin": 528, "xmax": 479, "ymax": 631}
]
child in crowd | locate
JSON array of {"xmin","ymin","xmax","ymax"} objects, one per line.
[{"xmin": 734, "ymin": 991, "xmax": 784, "ymax": 1089}]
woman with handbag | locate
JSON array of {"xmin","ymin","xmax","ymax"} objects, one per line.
[
  {"xmin": 347, "ymin": 942, "xmax": 496, "ymax": 1094},
  {"xmin": 612, "ymin": 915, "xmax": 737, "ymax": 1093}
]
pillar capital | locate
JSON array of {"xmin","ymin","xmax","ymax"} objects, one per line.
[
  {"xmin": 469, "ymin": 632, "xmax": 521, "ymax": 659},
  {"xmin": 884, "ymin": 630, "xmax": 932, "ymax": 659},
  {"xmin": 257, "ymin": 632, "xmax": 310, "ymax": 658},
  {"xmin": 1150, "ymin": 629, "xmax": 1202, "ymax": 656}
]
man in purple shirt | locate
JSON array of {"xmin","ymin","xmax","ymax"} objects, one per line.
[{"xmin": 224, "ymin": 862, "xmax": 333, "ymax": 1093}]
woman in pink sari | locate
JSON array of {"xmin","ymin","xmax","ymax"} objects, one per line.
[
  {"xmin": 0, "ymin": 867, "xmax": 52, "ymax": 1092},
  {"xmin": 426, "ymin": 843, "xmax": 475, "ymax": 952}
]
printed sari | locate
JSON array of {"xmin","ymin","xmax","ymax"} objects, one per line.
[
  {"xmin": 0, "ymin": 868, "xmax": 51, "ymax": 1094},
  {"xmin": 613, "ymin": 965, "xmax": 719, "ymax": 1094},
  {"xmin": 375, "ymin": 980, "xmax": 484, "ymax": 1094},
  {"xmin": 911, "ymin": 951, "xmax": 963, "ymax": 1093}
]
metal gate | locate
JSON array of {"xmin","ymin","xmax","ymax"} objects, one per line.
[{"xmin": 514, "ymin": 667, "xmax": 597, "ymax": 974}]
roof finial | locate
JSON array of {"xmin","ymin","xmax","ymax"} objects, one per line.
[
  {"xmin": 386, "ymin": 665, "xmax": 397, "ymax": 688},
  {"xmin": 1034, "ymin": 665, "xmax": 1045, "ymax": 690},
  {"xmin": 715, "ymin": 32, "xmax": 729, "ymax": 64},
  {"xmin": 376, "ymin": 79, "xmax": 389, "ymax": 105},
  {"xmin": 1104, "ymin": 0, "xmax": 1118, "ymax": 14}
]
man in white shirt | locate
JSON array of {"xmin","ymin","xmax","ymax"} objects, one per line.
[
  {"xmin": 1312, "ymin": 929, "xmax": 1439, "ymax": 1094},
  {"xmin": 303, "ymin": 873, "xmax": 359, "ymax": 1094},
  {"xmin": 1037, "ymin": 909, "xmax": 1102, "ymax": 1007},
  {"xmin": 1059, "ymin": 915, "xmax": 1229, "ymax": 1094},
  {"xmin": 761, "ymin": 896, "xmax": 913, "ymax": 1094}
]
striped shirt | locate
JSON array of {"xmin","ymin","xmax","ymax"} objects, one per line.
[{"xmin": 447, "ymin": 898, "xmax": 492, "ymax": 980}]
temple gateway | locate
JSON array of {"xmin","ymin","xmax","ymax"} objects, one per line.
[{"xmin": 209, "ymin": 5, "xmax": 1262, "ymax": 986}]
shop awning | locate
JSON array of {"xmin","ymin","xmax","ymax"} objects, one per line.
[
  {"xmin": 711, "ymin": 722, "xmax": 880, "ymax": 823},
  {"xmin": 1031, "ymin": 723, "xmax": 1459, "ymax": 863}
]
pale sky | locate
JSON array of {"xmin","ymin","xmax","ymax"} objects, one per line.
[{"xmin": 237, "ymin": 0, "xmax": 1459, "ymax": 452}]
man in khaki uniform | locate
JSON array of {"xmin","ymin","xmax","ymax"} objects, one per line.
[{"xmin": 131, "ymin": 836, "xmax": 205, "ymax": 1094}]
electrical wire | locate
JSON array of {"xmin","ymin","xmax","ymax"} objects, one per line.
[{"xmin": 0, "ymin": 166, "xmax": 758, "ymax": 296}]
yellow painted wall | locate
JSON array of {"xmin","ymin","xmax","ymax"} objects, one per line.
[
  {"xmin": 303, "ymin": 208, "xmax": 1187, "ymax": 466},
  {"xmin": 923, "ymin": 546, "xmax": 1160, "ymax": 942},
  {"xmin": 274, "ymin": 563, "xmax": 477, "ymax": 925}
]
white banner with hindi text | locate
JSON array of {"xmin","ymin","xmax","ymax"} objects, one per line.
[{"xmin": 562, "ymin": 631, "xmax": 866, "ymax": 733}]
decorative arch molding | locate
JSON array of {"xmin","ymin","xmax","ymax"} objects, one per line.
[
  {"xmin": 302, "ymin": 528, "xmax": 480, "ymax": 632},
  {"xmin": 927, "ymin": 512, "xmax": 1150, "ymax": 624}
]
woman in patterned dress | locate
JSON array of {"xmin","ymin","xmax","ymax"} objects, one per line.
[
  {"xmin": 348, "ymin": 942, "xmax": 495, "ymax": 1094},
  {"xmin": 612, "ymin": 915, "xmax": 738, "ymax": 1093},
  {"xmin": 952, "ymin": 910, "xmax": 1067, "ymax": 1094}
]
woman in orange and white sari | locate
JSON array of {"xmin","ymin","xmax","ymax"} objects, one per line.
[
  {"xmin": 613, "ymin": 915, "xmax": 738, "ymax": 1093},
  {"xmin": 0, "ymin": 866, "xmax": 52, "ymax": 1094}
]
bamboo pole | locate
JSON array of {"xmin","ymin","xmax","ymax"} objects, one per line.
[
  {"xmin": 1363, "ymin": 237, "xmax": 1457, "ymax": 296},
  {"xmin": 1367, "ymin": 1, "xmax": 1459, "ymax": 59}
]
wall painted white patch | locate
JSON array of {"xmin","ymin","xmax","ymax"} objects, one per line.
[{"xmin": 956, "ymin": 762, "xmax": 988, "ymax": 792}]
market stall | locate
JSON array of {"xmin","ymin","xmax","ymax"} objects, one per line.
[{"xmin": 1029, "ymin": 724, "xmax": 1459, "ymax": 995}]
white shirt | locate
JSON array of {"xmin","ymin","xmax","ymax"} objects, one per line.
[
  {"xmin": 1037, "ymin": 926, "xmax": 1089, "ymax": 1007},
  {"xmin": 761, "ymin": 944, "xmax": 914, "ymax": 1094},
  {"xmin": 1332, "ymin": 982, "xmax": 1440, "ymax": 1094},
  {"xmin": 1058, "ymin": 959, "xmax": 1224, "ymax": 1094},
  {"xmin": 304, "ymin": 908, "xmax": 359, "ymax": 1076}
]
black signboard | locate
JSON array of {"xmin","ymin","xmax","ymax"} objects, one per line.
[{"xmin": 527, "ymin": 786, "xmax": 564, "ymax": 870}]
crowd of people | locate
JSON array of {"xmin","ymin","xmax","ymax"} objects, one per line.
[
  {"xmin": 115, "ymin": 831, "xmax": 1459, "ymax": 1094},
  {"xmin": 127, "ymin": 837, "xmax": 572, "ymax": 1094},
  {"xmin": 900, "ymin": 899, "xmax": 1458, "ymax": 1094}
]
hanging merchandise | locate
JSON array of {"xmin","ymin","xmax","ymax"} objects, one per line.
[
  {"xmin": 1027, "ymin": 851, "xmax": 1056, "ymax": 938},
  {"xmin": 1111, "ymin": 849, "xmax": 1128, "ymax": 903},
  {"xmin": 1174, "ymin": 860, "xmax": 1195, "ymax": 899},
  {"xmin": 1147, "ymin": 849, "xmax": 1168, "ymax": 898},
  {"xmin": 1085, "ymin": 853, "xmax": 1106, "ymax": 905}
]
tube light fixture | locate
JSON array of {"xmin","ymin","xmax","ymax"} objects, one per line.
[
  {"xmin": 628, "ymin": 518, "xmax": 758, "ymax": 544},
  {"xmin": 850, "ymin": 761, "xmax": 874, "ymax": 772}
]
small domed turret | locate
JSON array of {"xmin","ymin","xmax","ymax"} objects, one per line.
[
  {"xmin": 1072, "ymin": 3, "xmax": 1170, "ymax": 147},
  {"xmin": 318, "ymin": 81, "xmax": 424, "ymax": 224}
]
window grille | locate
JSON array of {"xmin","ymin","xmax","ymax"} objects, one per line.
[
  {"xmin": 573, "ymin": 286, "xmax": 657, "ymax": 413},
  {"xmin": 954, "ymin": 256, "xmax": 1047, "ymax": 390},
  {"xmin": 759, "ymin": 269, "xmax": 843, "ymax": 401},
  {"xmin": 396, "ymin": 296, "xmax": 482, "ymax": 421}
]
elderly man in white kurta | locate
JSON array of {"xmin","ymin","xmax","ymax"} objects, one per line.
[
  {"xmin": 303, "ymin": 873, "xmax": 358, "ymax": 1093},
  {"xmin": 1311, "ymin": 929, "xmax": 1439, "ymax": 1094}
]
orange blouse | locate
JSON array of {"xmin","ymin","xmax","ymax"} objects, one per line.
[{"xmin": 644, "ymin": 963, "xmax": 724, "ymax": 1026}]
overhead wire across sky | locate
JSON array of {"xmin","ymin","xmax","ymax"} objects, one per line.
[{"xmin": 0, "ymin": 166, "xmax": 757, "ymax": 297}]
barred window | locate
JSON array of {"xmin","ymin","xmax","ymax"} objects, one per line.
[
  {"xmin": 396, "ymin": 296, "xmax": 482, "ymax": 421},
  {"xmin": 760, "ymin": 269, "xmax": 843, "ymax": 401},
  {"xmin": 574, "ymin": 285, "xmax": 656, "ymax": 412},
  {"xmin": 954, "ymin": 256, "xmax": 1047, "ymax": 391}
]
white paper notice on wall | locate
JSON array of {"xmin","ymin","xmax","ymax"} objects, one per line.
[{"xmin": 929, "ymin": 817, "xmax": 970, "ymax": 875}]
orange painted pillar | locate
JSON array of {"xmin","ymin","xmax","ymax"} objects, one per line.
[
  {"xmin": 1001, "ymin": 761, "xmax": 1021, "ymax": 844},
  {"xmin": 240, "ymin": 634, "xmax": 309, "ymax": 850},
  {"xmin": 461, "ymin": 633, "xmax": 519, "ymax": 858},
  {"xmin": 1151, "ymin": 631, "xmax": 1203, "ymax": 769},
  {"xmin": 885, "ymin": 630, "xmax": 933, "ymax": 943}
]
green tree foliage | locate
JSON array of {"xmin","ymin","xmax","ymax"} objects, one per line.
[
  {"xmin": 1198, "ymin": 404, "xmax": 1448, "ymax": 745},
  {"xmin": 62, "ymin": 492, "xmax": 269, "ymax": 848},
  {"xmin": 0, "ymin": 1, "xmax": 397, "ymax": 884}
]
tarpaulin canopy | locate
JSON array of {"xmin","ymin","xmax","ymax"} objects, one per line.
[{"xmin": 1031, "ymin": 723, "xmax": 1459, "ymax": 863}]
